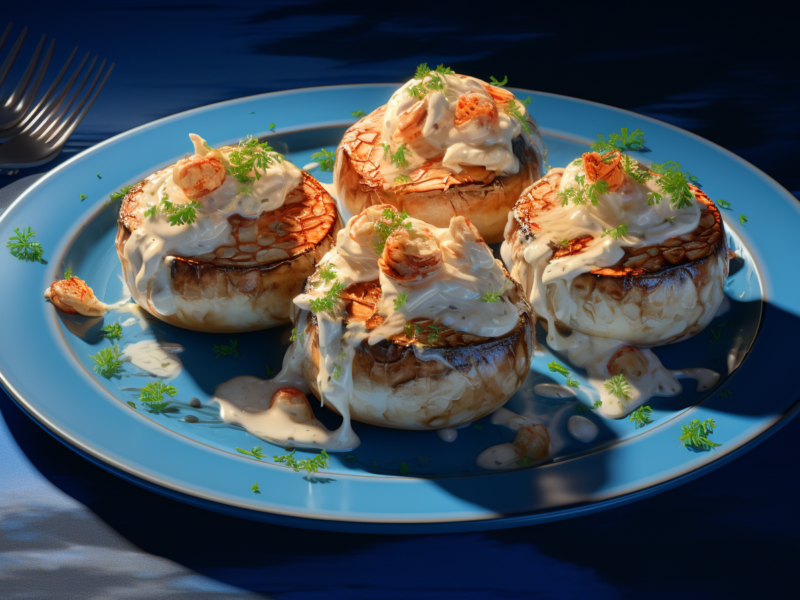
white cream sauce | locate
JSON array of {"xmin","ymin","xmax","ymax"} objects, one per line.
[
  {"xmin": 476, "ymin": 408, "xmax": 551, "ymax": 470},
  {"xmin": 567, "ymin": 415, "xmax": 599, "ymax": 443},
  {"xmin": 534, "ymin": 383, "xmax": 577, "ymax": 399},
  {"xmin": 121, "ymin": 340, "xmax": 183, "ymax": 379},
  {"xmin": 121, "ymin": 134, "xmax": 303, "ymax": 318},
  {"xmin": 212, "ymin": 338, "xmax": 360, "ymax": 451},
  {"xmin": 437, "ymin": 428, "xmax": 458, "ymax": 442},
  {"xmin": 380, "ymin": 73, "xmax": 545, "ymax": 179}
]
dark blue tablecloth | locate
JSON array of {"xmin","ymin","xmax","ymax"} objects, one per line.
[{"xmin": 2, "ymin": 2, "xmax": 798, "ymax": 598}]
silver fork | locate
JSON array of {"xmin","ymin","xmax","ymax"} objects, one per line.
[
  {"xmin": 0, "ymin": 23, "xmax": 57, "ymax": 132},
  {"xmin": 0, "ymin": 55, "xmax": 113, "ymax": 168}
]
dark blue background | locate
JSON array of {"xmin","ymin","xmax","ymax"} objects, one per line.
[{"xmin": 1, "ymin": 2, "xmax": 797, "ymax": 598}]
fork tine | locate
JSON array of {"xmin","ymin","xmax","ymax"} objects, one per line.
[
  {"xmin": 4, "ymin": 34, "xmax": 46, "ymax": 106},
  {"xmin": 32, "ymin": 54, "xmax": 96, "ymax": 140},
  {"xmin": 45, "ymin": 58, "xmax": 106, "ymax": 144},
  {"xmin": 0, "ymin": 23, "xmax": 12, "ymax": 52},
  {"xmin": 17, "ymin": 49, "xmax": 87, "ymax": 135},
  {"xmin": 0, "ymin": 26, "xmax": 27, "ymax": 89},
  {"xmin": 7, "ymin": 38, "xmax": 54, "ymax": 117},
  {"xmin": 7, "ymin": 45, "xmax": 76, "ymax": 133},
  {"xmin": 49, "ymin": 62, "xmax": 113, "ymax": 148}
]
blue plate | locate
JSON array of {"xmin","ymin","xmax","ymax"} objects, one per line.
[{"xmin": 1, "ymin": 85, "xmax": 798, "ymax": 533}]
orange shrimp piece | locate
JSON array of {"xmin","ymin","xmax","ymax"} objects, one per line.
[
  {"xmin": 481, "ymin": 82, "xmax": 516, "ymax": 106},
  {"xmin": 349, "ymin": 204, "xmax": 399, "ymax": 248},
  {"xmin": 582, "ymin": 151, "xmax": 625, "ymax": 192},
  {"xmin": 454, "ymin": 93, "xmax": 498, "ymax": 129},
  {"xmin": 173, "ymin": 155, "xmax": 226, "ymax": 200},
  {"xmin": 380, "ymin": 226, "xmax": 443, "ymax": 281},
  {"xmin": 394, "ymin": 100, "xmax": 427, "ymax": 143},
  {"xmin": 513, "ymin": 423, "xmax": 550, "ymax": 461},
  {"xmin": 44, "ymin": 277, "xmax": 108, "ymax": 317}
]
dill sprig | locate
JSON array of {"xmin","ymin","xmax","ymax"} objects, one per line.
[
  {"xmin": 311, "ymin": 148, "xmax": 336, "ymax": 172},
  {"xmin": 622, "ymin": 155, "xmax": 651, "ymax": 184},
  {"xmin": 629, "ymin": 405, "xmax": 653, "ymax": 428},
  {"xmin": 213, "ymin": 339, "xmax": 240, "ymax": 359},
  {"xmin": 408, "ymin": 64, "xmax": 452, "ymax": 99},
  {"xmin": 236, "ymin": 446, "xmax": 266, "ymax": 459},
  {"xmin": 226, "ymin": 136, "xmax": 283, "ymax": 185},
  {"xmin": 604, "ymin": 374, "xmax": 632, "ymax": 400},
  {"xmin": 679, "ymin": 418, "xmax": 722, "ymax": 450},
  {"xmin": 394, "ymin": 174, "xmax": 412, "ymax": 184},
  {"xmin": 273, "ymin": 449, "xmax": 330, "ymax": 474},
  {"xmin": 318, "ymin": 264, "xmax": 337, "ymax": 283},
  {"xmin": 481, "ymin": 290, "xmax": 502, "ymax": 303},
  {"xmin": 309, "ymin": 281, "xmax": 346, "ymax": 315},
  {"xmin": 591, "ymin": 127, "xmax": 647, "ymax": 153},
  {"xmin": 101, "ymin": 323, "xmax": 123, "ymax": 342},
  {"xmin": 6, "ymin": 226, "xmax": 45, "ymax": 263},
  {"xmin": 650, "ymin": 161, "xmax": 696, "ymax": 209},
  {"xmin": 146, "ymin": 194, "xmax": 203, "ymax": 226},
  {"xmin": 373, "ymin": 208, "xmax": 412, "ymax": 254},
  {"xmin": 389, "ymin": 144, "xmax": 411, "ymax": 168},
  {"xmin": 394, "ymin": 291, "xmax": 409, "ymax": 310},
  {"xmin": 558, "ymin": 179, "xmax": 610, "ymax": 207},
  {"xmin": 505, "ymin": 97, "xmax": 532, "ymax": 134},
  {"xmin": 90, "ymin": 346, "xmax": 122, "ymax": 379},
  {"xmin": 109, "ymin": 185, "xmax": 133, "ymax": 203},
  {"xmin": 489, "ymin": 75, "xmax": 507, "ymax": 87},
  {"xmin": 601, "ymin": 223, "xmax": 629, "ymax": 239}
]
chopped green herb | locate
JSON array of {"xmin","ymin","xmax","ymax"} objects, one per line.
[
  {"xmin": 621, "ymin": 155, "xmax": 651, "ymax": 183},
  {"xmin": 709, "ymin": 325, "xmax": 722, "ymax": 342},
  {"xmin": 163, "ymin": 199, "xmax": 203, "ymax": 226},
  {"xmin": 604, "ymin": 374, "xmax": 632, "ymax": 400},
  {"xmin": 408, "ymin": 64, "xmax": 452, "ymax": 99},
  {"xmin": 399, "ymin": 462, "xmax": 409, "ymax": 475},
  {"xmin": 667, "ymin": 217, "xmax": 675, "ymax": 225},
  {"xmin": 719, "ymin": 389, "xmax": 732, "ymax": 399},
  {"xmin": 332, "ymin": 364, "xmax": 343, "ymax": 380},
  {"xmin": 394, "ymin": 174, "xmax": 412, "ymax": 184},
  {"xmin": 590, "ymin": 127, "xmax": 647, "ymax": 153},
  {"xmin": 311, "ymin": 148, "xmax": 336, "ymax": 172},
  {"xmin": 345, "ymin": 455, "xmax": 357, "ymax": 462},
  {"xmin": 251, "ymin": 482, "xmax": 260, "ymax": 493},
  {"xmin": 629, "ymin": 405, "xmax": 653, "ymax": 428},
  {"xmin": 139, "ymin": 381, "xmax": 178, "ymax": 404},
  {"xmin": 309, "ymin": 281, "xmax": 346, "ymax": 315},
  {"xmin": 472, "ymin": 423, "xmax": 484, "ymax": 430},
  {"xmin": 566, "ymin": 378, "xmax": 580, "ymax": 388},
  {"xmin": 547, "ymin": 362, "xmax": 570, "ymax": 377},
  {"xmin": 389, "ymin": 143, "xmax": 411, "ymax": 168},
  {"xmin": 646, "ymin": 191, "xmax": 663, "ymax": 206},
  {"xmin": 337, "ymin": 348, "xmax": 346, "ymax": 359},
  {"xmin": 273, "ymin": 449, "xmax": 330, "ymax": 474},
  {"xmin": 373, "ymin": 208, "xmax": 412, "ymax": 254},
  {"xmin": 679, "ymin": 418, "xmax": 722, "ymax": 450},
  {"xmin": 481, "ymin": 290, "xmax": 502, "ymax": 303},
  {"xmin": 269, "ymin": 123, "xmax": 276, "ymax": 131},
  {"xmin": 266, "ymin": 366, "xmax": 273, "ymax": 377},
  {"xmin": 318, "ymin": 264, "xmax": 337, "ymax": 282},
  {"xmin": 213, "ymin": 338, "xmax": 240, "ymax": 359},
  {"xmin": 90, "ymin": 346, "xmax": 122, "ymax": 379},
  {"xmin": 126, "ymin": 401, "xmax": 136, "ymax": 409},
  {"xmin": 236, "ymin": 446, "xmax": 266, "ymax": 459},
  {"xmin": 143, "ymin": 204, "xmax": 157, "ymax": 218},
  {"xmin": 650, "ymin": 161, "xmax": 695, "ymax": 209},
  {"xmin": 505, "ymin": 99, "xmax": 532, "ymax": 134},
  {"xmin": 79, "ymin": 193, "xmax": 88, "ymax": 202},
  {"xmin": 602, "ymin": 223, "xmax": 629, "ymax": 239},
  {"xmin": 559, "ymin": 238, "xmax": 570, "ymax": 249},
  {"xmin": 426, "ymin": 324, "xmax": 445, "ymax": 343},
  {"xmin": 394, "ymin": 291, "xmax": 409, "ymax": 310},
  {"xmin": 6, "ymin": 226, "xmax": 45, "ymax": 263},
  {"xmin": 739, "ymin": 214, "xmax": 748, "ymax": 226},
  {"xmin": 108, "ymin": 185, "xmax": 133, "ymax": 204},
  {"xmin": 101, "ymin": 323, "xmax": 123, "ymax": 342},
  {"xmin": 290, "ymin": 327, "xmax": 304, "ymax": 343},
  {"xmin": 489, "ymin": 75, "xmax": 508, "ymax": 87},
  {"xmin": 351, "ymin": 110, "xmax": 367, "ymax": 118},
  {"xmin": 96, "ymin": 173, "xmax": 102, "ymax": 179},
  {"xmin": 226, "ymin": 136, "xmax": 283, "ymax": 185},
  {"xmin": 63, "ymin": 268, "xmax": 73, "ymax": 279},
  {"xmin": 716, "ymin": 199, "xmax": 732, "ymax": 210},
  {"xmin": 592, "ymin": 400, "xmax": 602, "ymax": 409},
  {"xmin": 559, "ymin": 179, "xmax": 609, "ymax": 207}
]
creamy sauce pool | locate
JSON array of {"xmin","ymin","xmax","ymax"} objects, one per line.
[{"xmin": 121, "ymin": 134, "xmax": 303, "ymax": 318}]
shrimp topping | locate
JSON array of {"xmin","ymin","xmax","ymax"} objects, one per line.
[
  {"xmin": 380, "ymin": 225, "xmax": 443, "ymax": 281},
  {"xmin": 269, "ymin": 388, "xmax": 315, "ymax": 423},
  {"xmin": 172, "ymin": 155, "xmax": 226, "ymax": 200},
  {"xmin": 454, "ymin": 92, "xmax": 499, "ymax": 129},
  {"xmin": 349, "ymin": 204, "xmax": 399, "ymax": 248},
  {"xmin": 513, "ymin": 423, "xmax": 550, "ymax": 461},
  {"xmin": 582, "ymin": 151, "xmax": 625, "ymax": 193},
  {"xmin": 44, "ymin": 277, "xmax": 109, "ymax": 317}
]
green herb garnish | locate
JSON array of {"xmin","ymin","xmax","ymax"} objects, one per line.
[
  {"xmin": 373, "ymin": 208, "xmax": 412, "ymax": 254},
  {"xmin": 273, "ymin": 449, "xmax": 330, "ymax": 474},
  {"xmin": 667, "ymin": 217, "xmax": 675, "ymax": 225},
  {"xmin": 602, "ymin": 223, "xmax": 629, "ymax": 239},
  {"xmin": 236, "ymin": 446, "xmax": 266, "ymax": 459},
  {"xmin": 389, "ymin": 143, "xmax": 411, "ymax": 168},
  {"xmin": 251, "ymin": 482, "xmax": 260, "ymax": 493},
  {"xmin": 90, "ymin": 346, "xmax": 122, "ymax": 379},
  {"xmin": 139, "ymin": 381, "xmax": 178, "ymax": 404},
  {"xmin": 63, "ymin": 268, "xmax": 73, "ymax": 279},
  {"xmin": 604, "ymin": 374, "xmax": 631, "ymax": 400},
  {"xmin": 79, "ymin": 193, "xmax": 88, "ymax": 202},
  {"xmin": 351, "ymin": 110, "xmax": 367, "ymax": 118},
  {"xmin": 408, "ymin": 64, "xmax": 452, "ymax": 99},
  {"xmin": 394, "ymin": 174, "xmax": 412, "ymax": 184},
  {"xmin": 309, "ymin": 281, "xmax": 346, "ymax": 315},
  {"xmin": 719, "ymin": 389, "xmax": 732, "ymax": 399},
  {"xmin": 621, "ymin": 155, "xmax": 651, "ymax": 183},
  {"xmin": 650, "ymin": 161, "xmax": 695, "ymax": 209},
  {"xmin": 226, "ymin": 136, "xmax": 282, "ymax": 185},
  {"xmin": 332, "ymin": 364, "xmax": 343, "ymax": 380},
  {"xmin": 426, "ymin": 324, "xmax": 445, "ymax": 343},
  {"xmin": 290, "ymin": 327, "xmax": 304, "ymax": 343},
  {"xmin": 481, "ymin": 290, "xmax": 502, "ymax": 303},
  {"xmin": 399, "ymin": 462, "xmax": 409, "ymax": 475},
  {"xmin": 101, "ymin": 323, "xmax": 123, "ymax": 342},
  {"xmin": 345, "ymin": 455, "xmax": 356, "ymax": 462},
  {"xmin": 213, "ymin": 338, "xmax": 240, "ymax": 359},
  {"xmin": 126, "ymin": 401, "xmax": 136, "ymax": 409},
  {"xmin": 109, "ymin": 185, "xmax": 133, "ymax": 203},
  {"xmin": 548, "ymin": 362, "xmax": 569, "ymax": 377},
  {"xmin": 394, "ymin": 292, "xmax": 408, "ymax": 310},
  {"xmin": 559, "ymin": 179, "xmax": 609, "ymax": 207},
  {"xmin": 679, "ymin": 418, "xmax": 722, "ymax": 450},
  {"xmin": 566, "ymin": 378, "xmax": 580, "ymax": 388},
  {"xmin": 311, "ymin": 148, "xmax": 336, "ymax": 172},
  {"xmin": 96, "ymin": 173, "xmax": 102, "ymax": 179},
  {"xmin": 505, "ymin": 98, "xmax": 532, "ymax": 135},
  {"xmin": 6, "ymin": 226, "xmax": 44, "ymax": 263},
  {"xmin": 489, "ymin": 75, "xmax": 508, "ymax": 87},
  {"xmin": 590, "ymin": 127, "xmax": 646, "ymax": 153},
  {"xmin": 318, "ymin": 264, "xmax": 337, "ymax": 283},
  {"xmin": 716, "ymin": 199, "xmax": 732, "ymax": 210},
  {"xmin": 629, "ymin": 405, "xmax": 653, "ymax": 428},
  {"xmin": 739, "ymin": 214, "xmax": 748, "ymax": 226}
]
